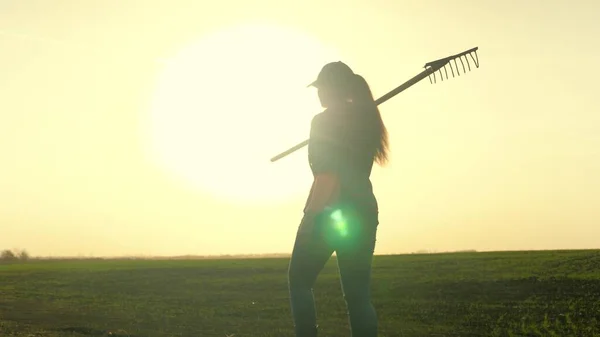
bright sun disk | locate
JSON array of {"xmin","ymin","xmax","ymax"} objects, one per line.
[{"xmin": 145, "ymin": 23, "xmax": 342, "ymax": 204}]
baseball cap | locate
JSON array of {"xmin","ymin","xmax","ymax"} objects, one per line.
[{"xmin": 307, "ymin": 61, "xmax": 355, "ymax": 88}]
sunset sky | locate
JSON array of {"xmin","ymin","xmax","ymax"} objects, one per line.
[{"xmin": 1, "ymin": 0, "xmax": 599, "ymax": 257}]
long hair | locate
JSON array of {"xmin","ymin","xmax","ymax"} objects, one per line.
[{"xmin": 349, "ymin": 74, "xmax": 389, "ymax": 165}]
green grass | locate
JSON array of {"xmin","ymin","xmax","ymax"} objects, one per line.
[{"xmin": 1, "ymin": 250, "xmax": 599, "ymax": 337}]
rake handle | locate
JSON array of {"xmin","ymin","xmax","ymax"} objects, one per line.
[{"xmin": 269, "ymin": 66, "xmax": 439, "ymax": 163}]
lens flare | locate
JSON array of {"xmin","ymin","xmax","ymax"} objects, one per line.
[{"xmin": 330, "ymin": 209, "xmax": 349, "ymax": 237}]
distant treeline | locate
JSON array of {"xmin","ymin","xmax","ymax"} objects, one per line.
[
  {"xmin": 0, "ymin": 250, "xmax": 480, "ymax": 262},
  {"xmin": 410, "ymin": 249, "xmax": 478, "ymax": 254},
  {"xmin": 0, "ymin": 249, "xmax": 30, "ymax": 262}
]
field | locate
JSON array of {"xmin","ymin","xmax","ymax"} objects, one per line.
[{"xmin": 1, "ymin": 250, "xmax": 599, "ymax": 337}]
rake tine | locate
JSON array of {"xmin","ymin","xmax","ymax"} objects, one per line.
[
  {"xmin": 443, "ymin": 64, "xmax": 449, "ymax": 80},
  {"xmin": 465, "ymin": 55, "xmax": 472, "ymax": 72},
  {"xmin": 453, "ymin": 58, "xmax": 460, "ymax": 76},
  {"xmin": 438, "ymin": 68, "xmax": 443, "ymax": 81},
  {"xmin": 470, "ymin": 50, "xmax": 480, "ymax": 68},
  {"xmin": 449, "ymin": 62, "xmax": 455, "ymax": 78},
  {"xmin": 459, "ymin": 57, "xmax": 466, "ymax": 74},
  {"xmin": 426, "ymin": 66, "xmax": 433, "ymax": 84}
]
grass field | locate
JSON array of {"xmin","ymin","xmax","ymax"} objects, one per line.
[{"xmin": 1, "ymin": 250, "xmax": 599, "ymax": 337}]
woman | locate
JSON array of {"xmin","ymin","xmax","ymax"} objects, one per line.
[{"xmin": 288, "ymin": 61, "xmax": 389, "ymax": 337}]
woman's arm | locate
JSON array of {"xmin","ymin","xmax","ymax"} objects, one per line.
[
  {"xmin": 304, "ymin": 173, "xmax": 341, "ymax": 214},
  {"xmin": 304, "ymin": 112, "xmax": 347, "ymax": 214}
]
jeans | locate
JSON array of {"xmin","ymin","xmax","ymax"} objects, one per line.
[{"xmin": 288, "ymin": 205, "xmax": 378, "ymax": 337}]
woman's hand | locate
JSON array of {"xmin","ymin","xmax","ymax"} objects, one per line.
[
  {"xmin": 296, "ymin": 173, "xmax": 339, "ymax": 246},
  {"xmin": 304, "ymin": 173, "xmax": 341, "ymax": 214}
]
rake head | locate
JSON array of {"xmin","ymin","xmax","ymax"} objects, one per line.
[{"xmin": 424, "ymin": 47, "xmax": 479, "ymax": 84}]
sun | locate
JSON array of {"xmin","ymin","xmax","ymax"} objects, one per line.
[{"xmin": 144, "ymin": 23, "xmax": 342, "ymax": 204}]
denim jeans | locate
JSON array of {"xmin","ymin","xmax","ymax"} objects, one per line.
[{"xmin": 288, "ymin": 205, "xmax": 378, "ymax": 337}]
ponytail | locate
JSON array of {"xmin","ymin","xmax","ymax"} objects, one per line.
[{"xmin": 350, "ymin": 74, "xmax": 390, "ymax": 165}]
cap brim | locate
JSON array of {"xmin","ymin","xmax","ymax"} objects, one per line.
[{"xmin": 306, "ymin": 80, "xmax": 319, "ymax": 88}]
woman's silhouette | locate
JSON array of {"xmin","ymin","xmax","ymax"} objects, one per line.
[{"xmin": 288, "ymin": 61, "xmax": 389, "ymax": 337}]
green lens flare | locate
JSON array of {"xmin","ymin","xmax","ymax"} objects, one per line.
[
  {"xmin": 329, "ymin": 209, "xmax": 349, "ymax": 237},
  {"xmin": 330, "ymin": 209, "xmax": 343, "ymax": 222}
]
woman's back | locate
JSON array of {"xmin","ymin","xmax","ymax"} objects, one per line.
[{"xmin": 308, "ymin": 102, "xmax": 380, "ymax": 212}]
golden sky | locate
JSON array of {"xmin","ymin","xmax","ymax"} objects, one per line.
[{"xmin": 1, "ymin": 0, "xmax": 599, "ymax": 257}]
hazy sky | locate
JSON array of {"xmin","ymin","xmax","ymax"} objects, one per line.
[{"xmin": 1, "ymin": 0, "xmax": 599, "ymax": 257}]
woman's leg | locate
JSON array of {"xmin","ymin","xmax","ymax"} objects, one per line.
[
  {"xmin": 335, "ymin": 211, "xmax": 378, "ymax": 337},
  {"xmin": 288, "ymin": 213, "xmax": 334, "ymax": 337}
]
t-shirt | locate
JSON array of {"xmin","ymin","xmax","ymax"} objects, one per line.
[{"xmin": 306, "ymin": 102, "xmax": 380, "ymax": 213}]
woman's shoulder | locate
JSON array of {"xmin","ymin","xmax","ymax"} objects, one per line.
[
  {"xmin": 311, "ymin": 105, "xmax": 352, "ymax": 124},
  {"xmin": 310, "ymin": 111, "xmax": 327, "ymax": 125},
  {"xmin": 310, "ymin": 110, "xmax": 337, "ymax": 133}
]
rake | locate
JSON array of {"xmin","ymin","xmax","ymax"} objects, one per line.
[{"xmin": 269, "ymin": 46, "xmax": 480, "ymax": 162}]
